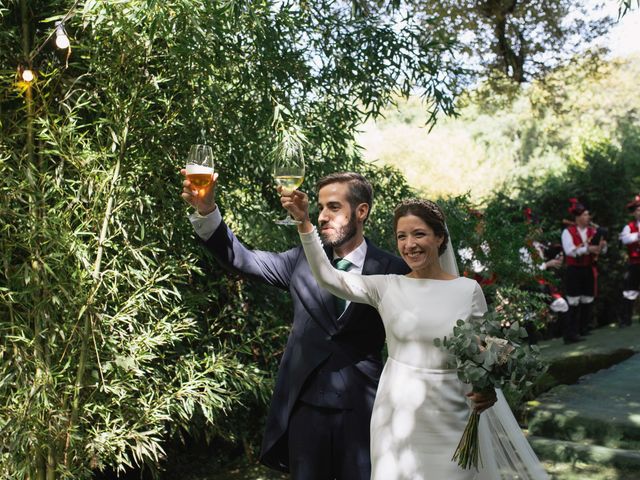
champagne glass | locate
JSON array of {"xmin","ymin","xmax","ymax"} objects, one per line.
[
  {"xmin": 186, "ymin": 144, "xmax": 214, "ymax": 197},
  {"xmin": 273, "ymin": 142, "xmax": 305, "ymax": 225}
]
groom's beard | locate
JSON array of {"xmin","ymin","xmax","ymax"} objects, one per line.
[{"xmin": 319, "ymin": 211, "xmax": 358, "ymax": 249}]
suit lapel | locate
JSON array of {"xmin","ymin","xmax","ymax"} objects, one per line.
[
  {"xmin": 296, "ymin": 257, "xmax": 339, "ymax": 334},
  {"xmin": 321, "ymin": 245, "xmax": 340, "ymax": 323},
  {"xmin": 300, "ymin": 245, "xmax": 340, "ymax": 332},
  {"xmin": 303, "ymin": 239, "xmax": 389, "ymax": 330},
  {"xmin": 362, "ymin": 238, "xmax": 384, "ymax": 276},
  {"xmin": 339, "ymin": 239, "xmax": 384, "ymax": 322}
]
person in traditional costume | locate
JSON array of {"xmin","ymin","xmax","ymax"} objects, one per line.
[
  {"xmin": 618, "ymin": 194, "xmax": 640, "ymax": 327},
  {"xmin": 561, "ymin": 198, "xmax": 607, "ymax": 343}
]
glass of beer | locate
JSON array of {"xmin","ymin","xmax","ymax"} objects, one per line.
[
  {"xmin": 186, "ymin": 144, "xmax": 214, "ymax": 196},
  {"xmin": 273, "ymin": 142, "xmax": 305, "ymax": 225}
]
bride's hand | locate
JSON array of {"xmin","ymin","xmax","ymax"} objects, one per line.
[
  {"xmin": 279, "ymin": 188, "xmax": 310, "ymax": 224},
  {"xmin": 467, "ymin": 389, "xmax": 497, "ymax": 413}
]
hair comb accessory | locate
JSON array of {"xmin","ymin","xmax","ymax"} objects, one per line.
[{"xmin": 397, "ymin": 198, "xmax": 445, "ymax": 222}]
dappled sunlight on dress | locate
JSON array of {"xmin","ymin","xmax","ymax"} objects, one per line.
[
  {"xmin": 299, "ymin": 229, "xmax": 549, "ymax": 480},
  {"xmin": 370, "ymin": 277, "xmax": 482, "ymax": 480}
]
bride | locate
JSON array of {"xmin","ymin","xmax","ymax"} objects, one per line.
[{"xmin": 280, "ymin": 190, "xmax": 548, "ymax": 480}]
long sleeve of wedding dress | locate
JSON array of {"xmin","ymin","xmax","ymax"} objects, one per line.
[{"xmin": 299, "ymin": 227, "xmax": 387, "ymax": 307}]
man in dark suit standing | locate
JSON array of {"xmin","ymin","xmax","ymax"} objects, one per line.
[{"xmin": 181, "ymin": 171, "xmax": 409, "ymax": 480}]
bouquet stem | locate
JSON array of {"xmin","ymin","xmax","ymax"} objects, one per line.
[{"xmin": 452, "ymin": 410, "xmax": 482, "ymax": 470}]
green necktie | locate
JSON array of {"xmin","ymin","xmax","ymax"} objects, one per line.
[{"xmin": 333, "ymin": 258, "xmax": 352, "ymax": 313}]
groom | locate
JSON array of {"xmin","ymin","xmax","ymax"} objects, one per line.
[{"xmin": 181, "ymin": 171, "xmax": 409, "ymax": 479}]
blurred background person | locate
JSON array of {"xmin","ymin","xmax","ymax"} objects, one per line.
[
  {"xmin": 618, "ymin": 194, "xmax": 640, "ymax": 327},
  {"xmin": 561, "ymin": 198, "xmax": 607, "ymax": 344}
]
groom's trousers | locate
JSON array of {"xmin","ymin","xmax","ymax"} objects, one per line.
[{"xmin": 288, "ymin": 401, "xmax": 370, "ymax": 480}]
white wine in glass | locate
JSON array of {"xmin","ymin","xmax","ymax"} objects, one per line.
[
  {"xmin": 186, "ymin": 144, "xmax": 214, "ymax": 196},
  {"xmin": 273, "ymin": 143, "xmax": 305, "ymax": 225},
  {"xmin": 274, "ymin": 175, "xmax": 304, "ymax": 192}
]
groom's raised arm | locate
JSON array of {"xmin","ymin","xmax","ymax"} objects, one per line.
[
  {"xmin": 182, "ymin": 170, "xmax": 297, "ymax": 290},
  {"xmin": 202, "ymin": 213, "xmax": 298, "ymax": 290}
]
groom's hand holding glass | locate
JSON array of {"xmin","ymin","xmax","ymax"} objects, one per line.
[
  {"xmin": 181, "ymin": 144, "xmax": 217, "ymax": 215},
  {"xmin": 279, "ymin": 188, "xmax": 313, "ymax": 234},
  {"xmin": 181, "ymin": 168, "xmax": 218, "ymax": 215}
]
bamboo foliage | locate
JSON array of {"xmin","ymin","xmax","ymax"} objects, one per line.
[{"xmin": 0, "ymin": 0, "xmax": 448, "ymax": 478}]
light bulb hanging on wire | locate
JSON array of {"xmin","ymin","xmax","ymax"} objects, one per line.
[
  {"xmin": 54, "ymin": 21, "xmax": 70, "ymax": 49},
  {"xmin": 19, "ymin": 0, "xmax": 82, "ymax": 86},
  {"xmin": 21, "ymin": 68, "xmax": 35, "ymax": 83}
]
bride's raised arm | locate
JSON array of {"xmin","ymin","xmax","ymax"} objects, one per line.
[
  {"xmin": 281, "ymin": 188, "xmax": 386, "ymax": 308},
  {"xmin": 299, "ymin": 227, "xmax": 385, "ymax": 306}
]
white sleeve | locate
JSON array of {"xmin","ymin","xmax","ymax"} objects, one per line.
[
  {"xmin": 188, "ymin": 207, "xmax": 222, "ymax": 241},
  {"xmin": 620, "ymin": 225, "xmax": 639, "ymax": 245},
  {"xmin": 299, "ymin": 227, "xmax": 387, "ymax": 307},
  {"xmin": 471, "ymin": 281, "xmax": 488, "ymax": 319},
  {"xmin": 561, "ymin": 229, "xmax": 587, "ymax": 257}
]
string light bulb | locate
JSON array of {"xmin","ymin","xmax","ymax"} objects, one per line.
[
  {"xmin": 54, "ymin": 21, "xmax": 70, "ymax": 49},
  {"xmin": 21, "ymin": 68, "xmax": 35, "ymax": 82}
]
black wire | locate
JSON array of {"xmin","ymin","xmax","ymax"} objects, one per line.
[{"xmin": 27, "ymin": 0, "xmax": 82, "ymax": 63}]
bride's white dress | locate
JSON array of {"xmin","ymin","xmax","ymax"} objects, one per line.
[{"xmin": 300, "ymin": 229, "xmax": 548, "ymax": 480}]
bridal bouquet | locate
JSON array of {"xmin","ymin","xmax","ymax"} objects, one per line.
[{"xmin": 434, "ymin": 312, "xmax": 547, "ymax": 470}]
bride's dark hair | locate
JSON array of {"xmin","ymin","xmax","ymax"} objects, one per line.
[{"xmin": 393, "ymin": 199, "xmax": 448, "ymax": 256}]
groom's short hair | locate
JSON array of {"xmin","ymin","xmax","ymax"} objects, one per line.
[{"xmin": 316, "ymin": 172, "xmax": 373, "ymax": 222}]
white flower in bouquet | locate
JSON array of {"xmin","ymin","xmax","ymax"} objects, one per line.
[{"xmin": 482, "ymin": 335, "xmax": 515, "ymax": 365}]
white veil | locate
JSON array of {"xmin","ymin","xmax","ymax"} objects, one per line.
[
  {"xmin": 477, "ymin": 390, "xmax": 549, "ymax": 479},
  {"xmin": 439, "ymin": 229, "xmax": 459, "ymax": 277},
  {"xmin": 442, "ymin": 224, "xmax": 549, "ymax": 480}
]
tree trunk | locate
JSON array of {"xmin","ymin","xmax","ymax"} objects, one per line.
[{"xmin": 479, "ymin": 0, "xmax": 527, "ymax": 82}]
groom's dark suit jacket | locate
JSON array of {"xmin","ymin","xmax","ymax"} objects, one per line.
[{"xmin": 205, "ymin": 221, "xmax": 409, "ymax": 472}]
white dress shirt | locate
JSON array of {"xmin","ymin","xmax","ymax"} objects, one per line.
[
  {"xmin": 620, "ymin": 221, "xmax": 640, "ymax": 245},
  {"xmin": 189, "ymin": 207, "xmax": 223, "ymax": 241},
  {"xmin": 561, "ymin": 227, "xmax": 589, "ymax": 257}
]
